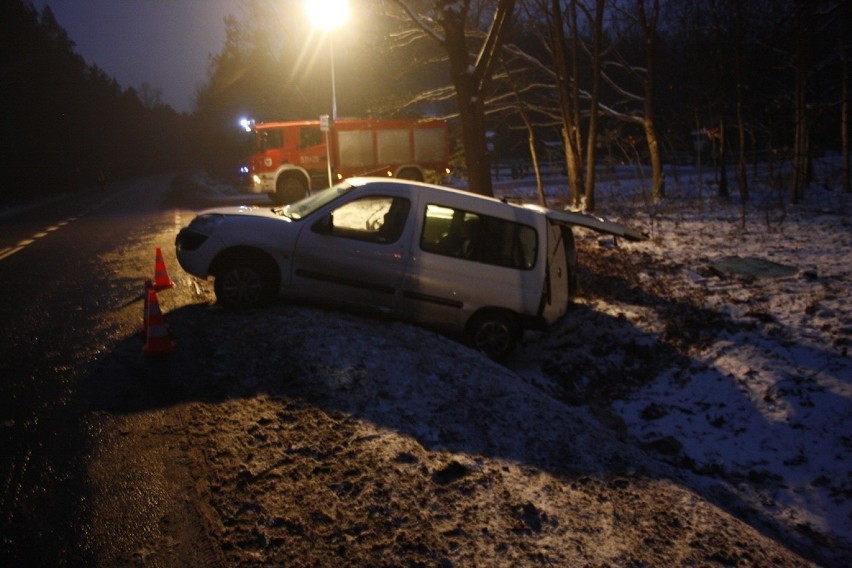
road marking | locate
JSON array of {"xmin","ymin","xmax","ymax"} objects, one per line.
[
  {"xmin": 1, "ymin": 186, "xmax": 132, "ymax": 263},
  {"xmin": 0, "ymin": 216, "xmax": 77, "ymax": 262},
  {"xmin": 0, "ymin": 246, "xmax": 25, "ymax": 261}
]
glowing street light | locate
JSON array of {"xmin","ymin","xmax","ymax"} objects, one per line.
[{"xmin": 305, "ymin": 0, "xmax": 350, "ymax": 120}]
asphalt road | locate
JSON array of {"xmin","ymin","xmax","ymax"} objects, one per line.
[{"xmin": 0, "ymin": 175, "xmax": 199, "ymax": 564}]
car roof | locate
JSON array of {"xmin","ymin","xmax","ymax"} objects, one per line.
[{"xmin": 348, "ymin": 177, "xmax": 542, "ymax": 223}]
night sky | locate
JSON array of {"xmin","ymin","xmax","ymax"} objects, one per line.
[{"xmin": 34, "ymin": 0, "xmax": 236, "ymax": 112}]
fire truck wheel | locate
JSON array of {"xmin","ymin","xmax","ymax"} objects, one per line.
[{"xmin": 273, "ymin": 175, "xmax": 308, "ymax": 204}]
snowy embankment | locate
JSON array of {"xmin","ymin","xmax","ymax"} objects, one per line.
[
  {"xmin": 180, "ymin": 163, "xmax": 850, "ymax": 565},
  {"xmin": 499, "ymin": 160, "xmax": 851, "ymax": 563}
]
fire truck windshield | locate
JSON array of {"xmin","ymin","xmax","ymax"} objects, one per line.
[{"xmin": 258, "ymin": 129, "xmax": 283, "ymax": 151}]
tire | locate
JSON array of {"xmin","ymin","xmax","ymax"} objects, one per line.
[
  {"xmin": 465, "ymin": 310, "xmax": 520, "ymax": 360},
  {"xmin": 272, "ymin": 174, "xmax": 308, "ymax": 205},
  {"xmin": 213, "ymin": 260, "xmax": 277, "ymax": 309}
]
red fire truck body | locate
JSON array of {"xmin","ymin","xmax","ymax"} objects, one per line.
[{"xmin": 245, "ymin": 117, "xmax": 450, "ymax": 204}]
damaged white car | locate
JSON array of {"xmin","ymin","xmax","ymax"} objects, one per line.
[{"xmin": 175, "ymin": 178, "xmax": 646, "ymax": 358}]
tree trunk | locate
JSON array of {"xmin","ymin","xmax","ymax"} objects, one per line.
[
  {"xmin": 549, "ymin": 0, "xmax": 583, "ymax": 205},
  {"xmin": 503, "ymin": 59, "xmax": 546, "ymax": 205},
  {"xmin": 638, "ymin": 0, "xmax": 664, "ymax": 202},
  {"xmin": 568, "ymin": 0, "xmax": 585, "ymax": 207},
  {"xmin": 583, "ymin": 0, "xmax": 605, "ymax": 212},
  {"xmin": 457, "ymin": 89, "xmax": 493, "ymax": 196},
  {"xmin": 442, "ymin": 6, "xmax": 489, "ymax": 195},
  {"xmin": 736, "ymin": 85, "xmax": 749, "ymax": 202},
  {"xmin": 718, "ymin": 118, "xmax": 729, "ymax": 199},
  {"xmin": 791, "ymin": 0, "xmax": 812, "ymax": 204},
  {"xmin": 735, "ymin": 37, "xmax": 749, "ymax": 202},
  {"xmin": 528, "ymin": 129, "xmax": 545, "ymax": 206},
  {"xmin": 438, "ymin": 0, "xmax": 516, "ymax": 197}
]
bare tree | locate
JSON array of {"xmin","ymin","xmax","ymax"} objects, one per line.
[
  {"xmin": 634, "ymin": 0, "xmax": 664, "ymax": 202},
  {"xmin": 778, "ymin": 0, "xmax": 848, "ymax": 203},
  {"xmin": 505, "ymin": 0, "xmax": 585, "ymax": 206},
  {"xmin": 548, "ymin": 0, "xmax": 584, "ymax": 207},
  {"xmin": 510, "ymin": 0, "xmax": 663, "ymax": 209},
  {"xmin": 391, "ymin": 0, "xmax": 517, "ymax": 196},
  {"xmin": 790, "ymin": 0, "xmax": 813, "ymax": 204},
  {"xmin": 727, "ymin": 1, "xmax": 753, "ymax": 203},
  {"xmin": 594, "ymin": 0, "xmax": 664, "ymax": 203},
  {"xmin": 501, "ymin": 57, "xmax": 546, "ymax": 204},
  {"xmin": 582, "ymin": 0, "xmax": 605, "ymax": 210}
]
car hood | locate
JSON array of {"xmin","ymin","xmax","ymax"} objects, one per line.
[{"xmin": 198, "ymin": 204, "xmax": 289, "ymax": 220}]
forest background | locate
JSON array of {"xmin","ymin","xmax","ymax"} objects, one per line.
[{"xmin": 2, "ymin": 0, "xmax": 849, "ymax": 210}]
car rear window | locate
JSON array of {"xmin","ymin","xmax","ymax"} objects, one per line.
[{"xmin": 420, "ymin": 204, "xmax": 537, "ymax": 269}]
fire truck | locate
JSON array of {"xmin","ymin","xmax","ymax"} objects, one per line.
[{"xmin": 244, "ymin": 117, "xmax": 451, "ymax": 204}]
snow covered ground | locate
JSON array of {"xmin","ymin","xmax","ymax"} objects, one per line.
[
  {"xmin": 174, "ymin": 160, "xmax": 850, "ymax": 565},
  {"xmin": 499, "ymin": 159, "xmax": 852, "ymax": 561}
]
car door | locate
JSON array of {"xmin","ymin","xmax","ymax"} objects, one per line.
[
  {"xmin": 290, "ymin": 193, "xmax": 412, "ymax": 314},
  {"xmin": 399, "ymin": 202, "xmax": 542, "ymax": 331},
  {"xmin": 540, "ymin": 222, "xmax": 571, "ymax": 324}
]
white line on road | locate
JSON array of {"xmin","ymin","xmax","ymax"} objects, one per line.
[
  {"xmin": 0, "ymin": 216, "xmax": 77, "ymax": 262},
  {"xmin": 0, "ymin": 246, "xmax": 25, "ymax": 261}
]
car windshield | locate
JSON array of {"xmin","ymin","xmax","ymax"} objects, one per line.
[{"xmin": 277, "ymin": 182, "xmax": 355, "ymax": 219}]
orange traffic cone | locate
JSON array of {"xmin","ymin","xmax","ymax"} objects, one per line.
[
  {"xmin": 153, "ymin": 247, "xmax": 175, "ymax": 291},
  {"xmin": 142, "ymin": 287, "xmax": 175, "ymax": 355}
]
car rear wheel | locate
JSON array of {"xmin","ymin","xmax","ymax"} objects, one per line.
[
  {"xmin": 465, "ymin": 310, "xmax": 520, "ymax": 360},
  {"xmin": 214, "ymin": 261, "xmax": 277, "ymax": 309}
]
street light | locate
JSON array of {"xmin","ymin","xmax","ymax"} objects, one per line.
[{"xmin": 305, "ymin": 0, "xmax": 350, "ymax": 120}]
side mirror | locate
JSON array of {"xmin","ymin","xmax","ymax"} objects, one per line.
[{"xmin": 311, "ymin": 214, "xmax": 333, "ymax": 235}]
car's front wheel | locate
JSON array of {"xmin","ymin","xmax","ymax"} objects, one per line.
[
  {"xmin": 213, "ymin": 259, "xmax": 278, "ymax": 309},
  {"xmin": 465, "ymin": 310, "xmax": 520, "ymax": 360}
]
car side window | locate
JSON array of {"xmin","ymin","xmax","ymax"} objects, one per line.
[
  {"xmin": 420, "ymin": 204, "xmax": 537, "ymax": 269},
  {"xmin": 323, "ymin": 196, "xmax": 410, "ymax": 244}
]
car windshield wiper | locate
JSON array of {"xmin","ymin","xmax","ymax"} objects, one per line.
[{"xmin": 272, "ymin": 206, "xmax": 294, "ymax": 219}]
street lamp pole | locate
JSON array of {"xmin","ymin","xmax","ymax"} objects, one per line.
[
  {"xmin": 330, "ymin": 34, "xmax": 337, "ymax": 120},
  {"xmin": 305, "ymin": 0, "xmax": 349, "ymax": 120}
]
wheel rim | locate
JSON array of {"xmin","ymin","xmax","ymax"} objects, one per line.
[
  {"xmin": 219, "ymin": 267, "xmax": 264, "ymax": 308},
  {"xmin": 472, "ymin": 319, "xmax": 512, "ymax": 359}
]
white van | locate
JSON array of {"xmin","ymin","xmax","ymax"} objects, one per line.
[{"xmin": 175, "ymin": 178, "xmax": 646, "ymax": 358}]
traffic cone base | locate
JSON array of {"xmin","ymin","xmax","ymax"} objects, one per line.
[
  {"xmin": 142, "ymin": 287, "xmax": 175, "ymax": 355},
  {"xmin": 153, "ymin": 247, "xmax": 175, "ymax": 291}
]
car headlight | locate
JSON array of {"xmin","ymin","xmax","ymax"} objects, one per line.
[
  {"xmin": 189, "ymin": 213, "xmax": 225, "ymax": 232},
  {"xmin": 175, "ymin": 228, "xmax": 208, "ymax": 252}
]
